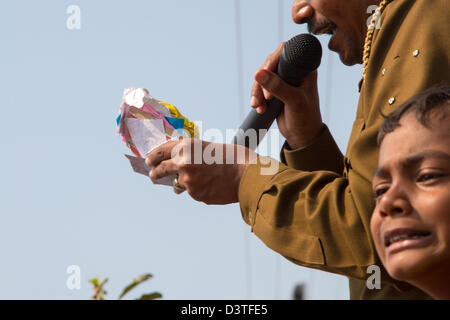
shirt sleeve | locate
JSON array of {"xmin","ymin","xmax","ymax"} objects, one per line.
[
  {"xmin": 280, "ymin": 124, "xmax": 344, "ymax": 174},
  {"xmin": 238, "ymin": 156, "xmax": 374, "ymax": 280}
]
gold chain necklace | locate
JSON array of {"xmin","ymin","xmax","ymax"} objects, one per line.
[{"xmin": 362, "ymin": 0, "xmax": 392, "ymax": 78}]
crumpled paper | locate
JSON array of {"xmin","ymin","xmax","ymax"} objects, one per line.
[{"xmin": 117, "ymin": 87, "xmax": 198, "ymax": 186}]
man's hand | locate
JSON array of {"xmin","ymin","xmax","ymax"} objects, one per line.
[
  {"xmin": 145, "ymin": 139, "xmax": 256, "ymax": 205},
  {"xmin": 250, "ymin": 43, "xmax": 323, "ymax": 150}
]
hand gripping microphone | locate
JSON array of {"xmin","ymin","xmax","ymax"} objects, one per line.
[{"xmin": 232, "ymin": 34, "xmax": 322, "ymax": 149}]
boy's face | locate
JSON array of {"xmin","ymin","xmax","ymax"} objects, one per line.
[{"xmin": 370, "ymin": 111, "xmax": 450, "ymax": 282}]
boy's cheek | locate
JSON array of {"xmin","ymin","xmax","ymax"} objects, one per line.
[{"xmin": 370, "ymin": 211, "xmax": 384, "ymax": 257}]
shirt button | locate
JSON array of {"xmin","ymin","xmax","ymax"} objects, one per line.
[
  {"xmin": 389, "ymin": 97, "xmax": 396, "ymax": 105},
  {"xmin": 413, "ymin": 49, "xmax": 420, "ymax": 57},
  {"xmin": 382, "ymin": 68, "xmax": 386, "ymax": 76}
]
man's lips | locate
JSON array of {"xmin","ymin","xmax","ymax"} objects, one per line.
[
  {"xmin": 382, "ymin": 228, "xmax": 432, "ymax": 254},
  {"xmin": 308, "ymin": 17, "xmax": 337, "ymax": 36},
  {"xmin": 308, "ymin": 20, "xmax": 338, "ymax": 52},
  {"xmin": 310, "ymin": 23, "xmax": 337, "ymax": 36}
]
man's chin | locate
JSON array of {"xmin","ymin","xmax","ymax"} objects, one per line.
[
  {"xmin": 329, "ymin": 36, "xmax": 361, "ymax": 66},
  {"xmin": 340, "ymin": 53, "xmax": 360, "ymax": 66},
  {"xmin": 334, "ymin": 48, "xmax": 361, "ymax": 66}
]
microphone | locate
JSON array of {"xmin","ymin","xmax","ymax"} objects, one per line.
[{"xmin": 232, "ymin": 34, "xmax": 322, "ymax": 149}]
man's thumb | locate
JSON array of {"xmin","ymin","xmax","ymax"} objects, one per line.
[{"xmin": 254, "ymin": 69, "xmax": 296, "ymax": 103}]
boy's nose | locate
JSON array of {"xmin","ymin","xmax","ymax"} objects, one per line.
[
  {"xmin": 292, "ymin": 1, "xmax": 314, "ymax": 24},
  {"xmin": 378, "ymin": 187, "xmax": 412, "ymax": 218}
]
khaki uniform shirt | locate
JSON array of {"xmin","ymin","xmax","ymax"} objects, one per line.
[{"xmin": 238, "ymin": 0, "xmax": 449, "ymax": 299}]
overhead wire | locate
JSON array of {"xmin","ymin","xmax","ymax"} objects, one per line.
[
  {"xmin": 234, "ymin": 0, "xmax": 252, "ymax": 300},
  {"xmin": 274, "ymin": 0, "xmax": 284, "ymax": 300}
]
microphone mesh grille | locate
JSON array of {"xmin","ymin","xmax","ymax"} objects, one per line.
[{"xmin": 284, "ymin": 34, "xmax": 322, "ymax": 71}]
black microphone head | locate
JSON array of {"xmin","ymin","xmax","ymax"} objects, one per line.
[{"xmin": 284, "ymin": 34, "xmax": 322, "ymax": 72}]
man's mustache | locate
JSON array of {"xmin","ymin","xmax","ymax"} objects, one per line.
[{"xmin": 307, "ymin": 15, "xmax": 337, "ymax": 35}]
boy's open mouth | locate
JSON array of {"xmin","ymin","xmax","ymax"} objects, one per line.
[{"xmin": 384, "ymin": 228, "xmax": 432, "ymax": 247}]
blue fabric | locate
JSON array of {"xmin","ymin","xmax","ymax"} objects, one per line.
[{"xmin": 165, "ymin": 116, "xmax": 185, "ymax": 130}]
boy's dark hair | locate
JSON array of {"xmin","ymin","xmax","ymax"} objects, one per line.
[{"xmin": 378, "ymin": 85, "xmax": 450, "ymax": 145}]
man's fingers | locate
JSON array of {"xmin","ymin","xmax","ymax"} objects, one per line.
[
  {"xmin": 254, "ymin": 69, "xmax": 297, "ymax": 104},
  {"xmin": 261, "ymin": 43, "xmax": 284, "ymax": 101},
  {"xmin": 250, "ymin": 42, "xmax": 285, "ymax": 114},
  {"xmin": 146, "ymin": 140, "xmax": 180, "ymax": 168},
  {"xmin": 256, "ymin": 105, "xmax": 267, "ymax": 114},
  {"xmin": 149, "ymin": 159, "xmax": 178, "ymax": 181},
  {"xmin": 250, "ymin": 81, "xmax": 267, "ymax": 114},
  {"xmin": 264, "ymin": 42, "xmax": 284, "ymax": 71},
  {"xmin": 262, "ymin": 89, "xmax": 273, "ymax": 101}
]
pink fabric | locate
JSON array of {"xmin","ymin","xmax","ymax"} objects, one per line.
[
  {"xmin": 117, "ymin": 102, "xmax": 175, "ymax": 158},
  {"xmin": 141, "ymin": 104, "xmax": 174, "ymax": 130}
]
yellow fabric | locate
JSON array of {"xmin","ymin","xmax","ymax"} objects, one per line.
[
  {"xmin": 238, "ymin": 0, "xmax": 449, "ymax": 299},
  {"xmin": 159, "ymin": 100, "xmax": 199, "ymax": 138}
]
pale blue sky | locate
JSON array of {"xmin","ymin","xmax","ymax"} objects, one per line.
[{"xmin": 0, "ymin": 0, "xmax": 363, "ymax": 299}]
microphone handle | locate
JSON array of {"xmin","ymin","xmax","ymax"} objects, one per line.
[
  {"xmin": 231, "ymin": 99, "xmax": 283, "ymax": 149},
  {"xmin": 232, "ymin": 50, "xmax": 311, "ymax": 150}
]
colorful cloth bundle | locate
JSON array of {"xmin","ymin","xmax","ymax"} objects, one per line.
[{"xmin": 117, "ymin": 87, "xmax": 198, "ymax": 185}]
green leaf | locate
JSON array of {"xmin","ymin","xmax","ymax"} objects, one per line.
[
  {"xmin": 137, "ymin": 292, "xmax": 162, "ymax": 300},
  {"xmin": 119, "ymin": 274, "xmax": 153, "ymax": 299},
  {"xmin": 90, "ymin": 277, "xmax": 108, "ymax": 300}
]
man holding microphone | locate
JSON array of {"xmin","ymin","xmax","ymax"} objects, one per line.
[{"xmin": 146, "ymin": 0, "xmax": 449, "ymax": 299}]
